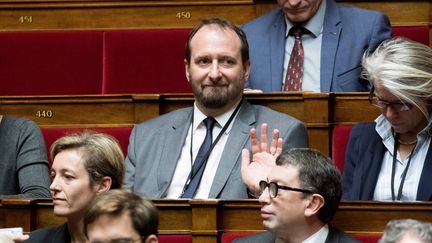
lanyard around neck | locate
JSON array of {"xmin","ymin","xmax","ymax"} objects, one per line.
[
  {"xmin": 186, "ymin": 98, "xmax": 243, "ymax": 183},
  {"xmin": 391, "ymin": 133, "xmax": 417, "ymax": 201}
]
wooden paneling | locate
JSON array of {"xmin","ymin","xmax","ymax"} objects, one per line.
[
  {"xmin": 0, "ymin": 92, "xmax": 377, "ymax": 156},
  {"xmin": 332, "ymin": 92, "xmax": 380, "ymax": 125},
  {"xmin": 1, "ymin": 198, "xmax": 432, "ymax": 243},
  {"xmin": 347, "ymin": 1, "xmax": 430, "ymax": 26},
  {"xmin": 0, "ymin": 0, "xmax": 430, "ymax": 31},
  {"xmin": 0, "ymin": 93, "xmax": 333, "ymax": 154},
  {"xmin": 0, "ymin": 95, "xmax": 137, "ymax": 127},
  {"xmin": 0, "ymin": 1, "xmax": 259, "ymax": 31}
]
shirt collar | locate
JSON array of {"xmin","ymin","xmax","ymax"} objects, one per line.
[
  {"xmin": 375, "ymin": 114, "xmax": 432, "ymax": 148},
  {"xmin": 192, "ymin": 101, "xmax": 240, "ymax": 133},
  {"xmin": 303, "ymin": 224, "xmax": 329, "ymax": 243},
  {"xmin": 284, "ymin": 0, "xmax": 326, "ymax": 38}
]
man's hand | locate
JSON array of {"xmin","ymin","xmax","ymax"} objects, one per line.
[{"xmin": 241, "ymin": 123, "xmax": 283, "ymax": 197}]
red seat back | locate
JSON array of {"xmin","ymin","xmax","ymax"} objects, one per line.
[
  {"xmin": 353, "ymin": 233, "xmax": 381, "ymax": 243},
  {"xmin": 159, "ymin": 235, "xmax": 192, "ymax": 243},
  {"xmin": 41, "ymin": 127, "xmax": 132, "ymax": 166},
  {"xmin": 0, "ymin": 31, "xmax": 103, "ymax": 96},
  {"xmin": 331, "ymin": 125, "xmax": 353, "ymax": 174},
  {"xmin": 102, "ymin": 29, "xmax": 192, "ymax": 94},
  {"xmin": 221, "ymin": 232, "xmax": 253, "ymax": 243},
  {"xmin": 392, "ymin": 26, "xmax": 429, "ymax": 45}
]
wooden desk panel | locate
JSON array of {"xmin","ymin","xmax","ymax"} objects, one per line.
[
  {"xmin": 0, "ymin": 0, "xmax": 430, "ymax": 33},
  {"xmin": 2, "ymin": 198, "xmax": 432, "ymax": 243},
  {"xmin": 0, "ymin": 95, "xmax": 138, "ymax": 127},
  {"xmin": 332, "ymin": 92, "xmax": 380, "ymax": 125},
  {"xmin": 0, "ymin": 92, "xmax": 376, "ymax": 156},
  {"xmin": 0, "ymin": 1, "xmax": 258, "ymax": 30}
]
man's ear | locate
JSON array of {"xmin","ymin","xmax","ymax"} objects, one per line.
[
  {"xmin": 243, "ymin": 60, "xmax": 250, "ymax": 81},
  {"xmin": 96, "ymin": 176, "xmax": 112, "ymax": 193},
  {"xmin": 184, "ymin": 58, "xmax": 191, "ymax": 82},
  {"xmin": 304, "ymin": 194, "xmax": 325, "ymax": 218},
  {"xmin": 145, "ymin": 234, "xmax": 159, "ymax": 243}
]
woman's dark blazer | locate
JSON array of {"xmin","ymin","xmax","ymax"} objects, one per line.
[
  {"xmin": 342, "ymin": 122, "xmax": 432, "ymax": 201},
  {"xmin": 25, "ymin": 223, "xmax": 70, "ymax": 243}
]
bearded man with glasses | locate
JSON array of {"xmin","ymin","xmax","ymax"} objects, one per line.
[
  {"xmin": 343, "ymin": 38, "xmax": 432, "ymax": 202},
  {"xmin": 236, "ymin": 148, "xmax": 358, "ymax": 243}
]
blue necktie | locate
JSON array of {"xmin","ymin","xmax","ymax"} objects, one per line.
[{"xmin": 181, "ymin": 117, "xmax": 216, "ymax": 198}]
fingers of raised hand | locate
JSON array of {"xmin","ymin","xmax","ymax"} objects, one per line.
[{"xmin": 260, "ymin": 123, "xmax": 269, "ymax": 152}]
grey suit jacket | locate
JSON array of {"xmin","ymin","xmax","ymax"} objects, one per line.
[
  {"xmin": 124, "ymin": 101, "xmax": 308, "ymax": 199},
  {"xmin": 234, "ymin": 226, "xmax": 360, "ymax": 243},
  {"xmin": 242, "ymin": 0, "xmax": 391, "ymax": 92}
]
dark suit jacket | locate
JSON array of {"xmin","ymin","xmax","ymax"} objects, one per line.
[
  {"xmin": 124, "ymin": 101, "xmax": 308, "ymax": 199},
  {"xmin": 242, "ymin": 0, "xmax": 391, "ymax": 92},
  {"xmin": 342, "ymin": 122, "xmax": 432, "ymax": 201},
  {"xmin": 25, "ymin": 223, "xmax": 70, "ymax": 243},
  {"xmin": 234, "ymin": 226, "xmax": 359, "ymax": 243}
]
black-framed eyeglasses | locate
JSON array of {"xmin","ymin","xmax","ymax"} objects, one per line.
[
  {"xmin": 259, "ymin": 180, "xmax": 314, "ymax": 198},
  {"xmin": 368, "ymin": 86, "xmax": 412, "ymax": 112}
]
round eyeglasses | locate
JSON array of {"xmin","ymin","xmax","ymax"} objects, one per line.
[{"xmin": 259, "ymin": 180, "xmax": 314, "ymax": 198}]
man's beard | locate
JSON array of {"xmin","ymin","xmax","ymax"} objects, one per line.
[{"xmin": 194, "ymin": 87, "xmax": 232, "ymax": 109}]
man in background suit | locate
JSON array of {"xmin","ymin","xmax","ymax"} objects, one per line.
[
  {"xmin": 242, "ymin": 0, "xmax": 392, "ymax": 92},
  {"xmin": 124, "ymin": 17, "xmax": 308, "ymax": 199},
  {"xmin": 236, "ymin": 148, "xmax": 358, "ymax": 243}
]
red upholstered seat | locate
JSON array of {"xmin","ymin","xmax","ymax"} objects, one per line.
[
  {"xmin": 102, "ymin": 29, "xmax": 192, "ymax": 94},
  {"xmin": 0, "ymin": 31, "xmax": 103, "ymax": 96},
  {"xmin": 221, "ymin": 232, "xmax": 253, "ymax": 243},
  {"xmin": 41, "ymin": 127, "xmax": 132, "ymax": 166},
  {"xmin": 392, "ymin": 26, "xmax": 429, "ymax": 45},
  {"xmin": 353, "ymin": 233, "xmax": 381, "ymax": 243},
  {"xmin": 159, "ymin": 235, "xmax": 192, "ymax": 243},
  {"xmin": 331, "ymin": 125, "xmax": 353, "ymax": 174}
]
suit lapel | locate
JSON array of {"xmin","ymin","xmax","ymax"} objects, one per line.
[
  {"xmin": 270, "ymin": 10, "xmax": 287, "ymax": 91},
  {"xmin": 156, "ymin": 108, "xmax": 193, "ymax": 197},
  {"xmin": 417, "ymin": 141, "xmax": 432, "ymax": 201},
  {"xmin": 360, "ymin": 133, "xmax": 385, "ymax": 200},
  {"xmin": 320, "ymin": 0, "xmax": 341, "ymax": 92},
  {"xmin": 208, "ymin": 102, "xmax": 256, "ymax": 198}
]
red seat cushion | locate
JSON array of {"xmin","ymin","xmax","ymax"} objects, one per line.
[
  {"xmin": 392, "ymin": 26, "xmax": 429, "ymax": 46},
  {"xmin": 158, "ymin": 235, "xmax": 192, "ymax": 243},
  {"xmin": 221, "ymin": 232, "xmax": 254, "ymax": 243},
  {"xmin": 0, "ymin": 31, "xmax": 103, "ymax": 95},
  {"xmin": 102, "ymin": 29, "xmax": 192, "ymax": 94},
  {"xmin": 41, "ymin": 127, "xmax": 132, "ymax": 166},
  {"xmin": 331, "ymin": 125, "xmax": 353, "ymax": 174},
  {"xmin": 353, "ymin": 233, "xmax": 381, "ymax": 243}
]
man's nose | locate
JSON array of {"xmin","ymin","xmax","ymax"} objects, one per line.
[
  {"xmin": 287, "ymin": 0, "xmax": 302, "ymax": 7},
  {"xmin": 258, "ymin": 187, "xmax": 271, "ymax": 204},
  {"xmin": 208, "ymin": 61, "xmax": 222, "ymax": 80}
]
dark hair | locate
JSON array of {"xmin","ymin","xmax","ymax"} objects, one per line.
[
  {"xmin": 185, "ymin": 17, "xmax": 249, "ymax": 64},
  {"xmin": 276, "ymin": 148, "xmax": 342, "ymax": 224},
  {"xmin": 84, "ymin": 190, "xmax": 159, "ymax": 240}
]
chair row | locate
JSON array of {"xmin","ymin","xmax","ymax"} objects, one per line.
[
  {"xmin": 0, "ymin": 29, "xmax": 191, "ymax": 96},
  {"xmin": 2, "ymin": 198, "xmax": 432, "ymax": 243},
  {"xmin": 0, "ymin": 92, "xmax": 378, "ymax": 172},
  {"xmin": 0, "ymin": 26, "xmax": 429, "ymax": 96}
]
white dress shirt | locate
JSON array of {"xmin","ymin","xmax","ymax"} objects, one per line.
[
  {"xmin": 303, "ymin": 224, "xmax": 329, "ymax": 243},
  {"xmin": 373, "ymin": 115, "xmax": 430, "ymax": 201},
  {"xmin": 165, "ymin": 102, "xmax": 238, "ymax": 199}
]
